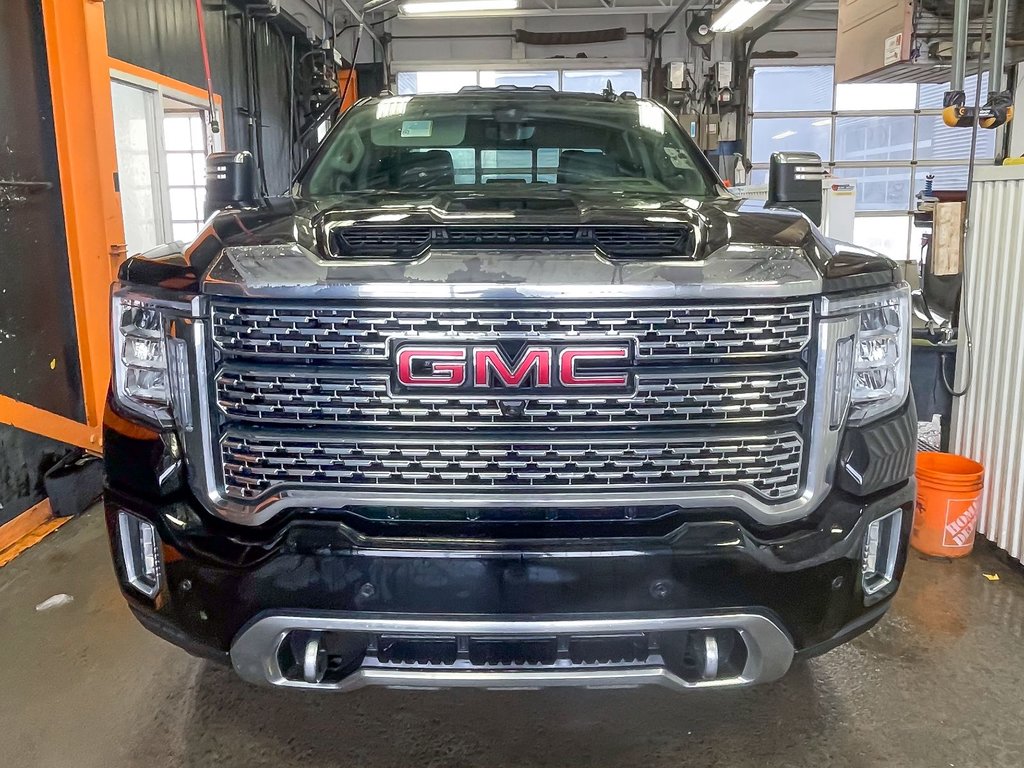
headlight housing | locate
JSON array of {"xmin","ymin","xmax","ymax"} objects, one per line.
[
  {"xmin": 111, "ymin": 288, "xmax": 192, "ymax": 427},
  {"xmin": 825, "ymin": 284, "xmax": 911, "ymax": 425}
]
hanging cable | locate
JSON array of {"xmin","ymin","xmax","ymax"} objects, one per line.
[
  {"xmin": 193, "ymin": 0, "xmax": 220, "ymax": 133},
  {"xmin": 942, "ymin": 0, "xmax": 992, "ymax": 398},
  {"xmin": 247, "ymin": 17, "xmax": 270, "ymax": 196},
  {"xmin": 268, "ymin": 21, "xmax": 301, "ymax": 184}
]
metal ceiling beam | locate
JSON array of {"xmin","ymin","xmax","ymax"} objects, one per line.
[
  {"xmin": 745, "ymin": 0, "xmax": 821, "ymax": 46},
  {"xmin": 384, "ymin": 6, "xmax": 690, "ymax": 16},
  {"xmin": 373, "ymin": 0, "xmax": 696, "ymax": 16}
]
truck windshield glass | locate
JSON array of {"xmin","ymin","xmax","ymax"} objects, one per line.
[{"xmin": 302, "ymin": 94, "xmax": 718, "ymax": 197}]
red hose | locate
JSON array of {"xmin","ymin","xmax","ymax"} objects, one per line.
[{"xmin": 194, "ymin": 0, "xmax": 220, "ymax": 133}]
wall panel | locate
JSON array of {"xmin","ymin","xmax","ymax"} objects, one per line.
[
  {"xmin": 952, "ymin": 166, "xmax": 1024, "ymax": 562},
  {"xmin": 104, "ymin": 0, "xmax": 304, "ymax": 193}
]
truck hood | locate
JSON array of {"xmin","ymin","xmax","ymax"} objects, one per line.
[{"xmin": 119, "ymin": 189, "xmax": 899, "ymax": 298}]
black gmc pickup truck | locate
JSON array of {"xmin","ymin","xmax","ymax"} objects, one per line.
[{"xmin": 105, "ymin": 88, "xmax": 916, "ymax": 692}]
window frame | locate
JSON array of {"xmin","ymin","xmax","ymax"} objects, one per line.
[
  {"xmin": 747, "ymin": 62, "xmax": 1001, "ymax": 261},
  {"xmin": 163, "ymin": 108, "xmax": 212, "ymax": 243},
  {"xmin": 109, "ymin": 66, "xmax": 223, "ymax": 251},
  {"xmin": 747, "ymin": 61, "xmax": 998, "ymax": 217},
  {"xmin": 395, "ymin": 62, "xmax": 645, "ymax": 97}
]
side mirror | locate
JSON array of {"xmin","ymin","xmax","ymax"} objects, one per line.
[
  {"xmin": 205, "ymin": 151, "xmax": 257, "ymax": 217},
  {"xmin": 767, "ymin": 152, "xmax": 827, "ymax": 226}
]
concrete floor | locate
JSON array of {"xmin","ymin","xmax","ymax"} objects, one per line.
[{"xmin": 3, "ymin": 508, "xmax": 1024, "ymax": 768}]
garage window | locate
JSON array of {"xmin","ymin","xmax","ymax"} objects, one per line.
[
  {"xmin": 749, "ymin": 65, "xmax": 994, "ymax": 261},
  {"xmin": 110, "ymin": 72, "xmax": 220, "ymax": 255},
  {"xmin": 481, "ymin": 149, "xmax": 534, "ymax": 183},
  {"xmin": 397, "ymin": 68, "xmax": 643, "ymax": 96},
  {"xmin": 163, "ymin": 111, "xmax": 209, "ymax": 243}
]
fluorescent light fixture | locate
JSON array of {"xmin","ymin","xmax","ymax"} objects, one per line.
[
  {"xmin": 812, "ymin": 119, "xmax": 832, "ymax": 127},
  {"xmin": 710, "ymin": 0, "xmax": 771, "ymax": 33},
  {"xmin": 772, "ymin": 130, "xmax": 797, "ymax": 140},
  {"xmin": 401, "ymin": 0, "xmax": 519, "ymax": 15}
]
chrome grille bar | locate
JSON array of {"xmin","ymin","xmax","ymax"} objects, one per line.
[
  {"xmin": 219, "ymin": 430, "xmax": 805, "ymax": 501},
  {"xmin": 210, "ymin": 301, "xmax": 813, "ymax": 362},
  {"xmin": 215, "ymin": 365, "xmax": 809, "ymax": 428}
]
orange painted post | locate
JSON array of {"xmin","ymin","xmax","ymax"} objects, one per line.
[{"xmin": 32, "ymin": 0, "xmax": 125, "ymax": 448}]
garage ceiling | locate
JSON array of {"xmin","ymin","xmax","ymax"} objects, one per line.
[{"xmin": 280, "ymin": 0, "xmax": 837, "ymax": 30}]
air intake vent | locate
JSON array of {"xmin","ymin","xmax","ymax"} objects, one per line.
[
  {"xmin": 595, "ymin": 227, "xmax": 692, "ymax": 258},
  {"xmin": 326, "ymin": 225, "xmax": 696, "ymax": 259},
  {"xmin": 333, "ymin": 226, "xmax": 433, "ymax": 258},
  {"xmin": 442, "ymin": 226, "xmax": 583, "ymax": 247}
]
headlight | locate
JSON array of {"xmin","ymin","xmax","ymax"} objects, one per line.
[
  {"xmin": 825, "ymin": 284, "xmax": 911, "ymax": 425},
  {"xmin": 111, "ymin": 288, "xmax": 192, "ymax": 427}
]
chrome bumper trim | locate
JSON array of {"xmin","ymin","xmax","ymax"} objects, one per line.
[{"xmin": 230, "ymin": 612, "xmax": 795, "ymax": 692}]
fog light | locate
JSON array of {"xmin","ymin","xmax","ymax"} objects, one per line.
[
  {"xmin": 862, "ymin": 509, "xmax": 902, "ymax": 596},
  {"xmin": 118, "ymin": 511, "xmax": 162, "ymax": 598}
]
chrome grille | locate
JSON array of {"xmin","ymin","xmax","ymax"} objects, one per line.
[
  {"xmin": 219, "ymin": 431, "xmax": 804, "ymax": 501},
  {"xmin": 210, "ymin": 301, "xmax": 813, "ymax": 362},
  {"xmin": 215, "ymin": 366, "xmax": 809, "ymax": 428}
]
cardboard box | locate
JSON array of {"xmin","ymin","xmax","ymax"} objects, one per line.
[
  {"xmin": 835, "ymin": 0, "xmax": 914, "ymax": 83},
  {"xmin": 699, "ymin": 115, "xmax": 721, "ymax": 151}
]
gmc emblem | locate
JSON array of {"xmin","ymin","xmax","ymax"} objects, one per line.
[{"xmin": 392, "ymin": 342, "xmax": 635, "ymax": 397}]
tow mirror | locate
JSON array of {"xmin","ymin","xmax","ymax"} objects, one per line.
[
  {"xmin": 205, "ymin": 151, "xmax": 257, "ymax": 217},
  {"xmin": 767, "ymin": 152, "xmax": 827, "ymax": 226}
]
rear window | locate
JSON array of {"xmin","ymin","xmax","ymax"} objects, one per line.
[{"xmin": 301, "ymin": 95, "xmax": 717, "ymax": 197}]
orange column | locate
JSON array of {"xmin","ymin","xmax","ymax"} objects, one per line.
[{"xmin": 24, "ymin": 0, "xmax": 125, "ymax": 449}]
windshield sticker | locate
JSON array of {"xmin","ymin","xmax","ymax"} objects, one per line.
[
  {"xmin": 664, "ymin": 147, "xmax": 692, "ymax": 170},
  {"xmin": 400, "ymin": 120, "xmax": 434, "ymax": 138}
]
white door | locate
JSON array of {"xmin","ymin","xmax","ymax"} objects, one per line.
[{"xmin": 110, "ymin": 80, "xmax": 168, "ymax": 256}]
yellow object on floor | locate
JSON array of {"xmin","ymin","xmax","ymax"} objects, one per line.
[{"xmin": 0, "ymin": 500, "xmax": 71, "ymax": 568}]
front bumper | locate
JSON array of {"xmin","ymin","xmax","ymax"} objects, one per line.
[{"xmin": 105, "ymin": 478, "xmax": 914, "ymax": 691}]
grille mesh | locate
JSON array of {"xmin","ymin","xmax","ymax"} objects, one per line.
[
  {"xmin": 334, "ymin": 226, "xmax": 432, "ymax": 256},
  {"xmin": 208, "ymin": 298, "xmax": 812, "ymax": 509},
  {"xmin": 215, "ymin": 366, "xmax": 808, "ymax": 428},
  {"xmin": 219, "ymin": 431, "xmax": 804, "ymax": 501},
  {"xmin": 329, "ymin": 225, "xmax": 693, "ymax": 258},
  {"xmin": 211, "ymin": 301, "xmax": 813, "ymax": 362},
  {"xmin": 594, "ymin": 228, "xmax": 688, "ymax": 256},
  {"xmin": 445, "ymin": 226, "xmax": 583, "ymax": 247}
]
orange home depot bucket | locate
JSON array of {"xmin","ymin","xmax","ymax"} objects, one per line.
[{"xmin": 912, "ymin": 452, "xmax": 985, "ymax": 558}]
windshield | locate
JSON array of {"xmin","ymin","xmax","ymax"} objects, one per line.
[{"xmin": 301, "ymin": 94, "xmax": 718, "ymax": 197}]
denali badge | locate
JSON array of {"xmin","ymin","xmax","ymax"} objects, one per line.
[{"xmin": 392, "ymin": 342, "xmax": 634, "ymax": 397}]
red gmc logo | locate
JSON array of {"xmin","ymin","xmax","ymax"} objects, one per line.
[{"xmin": 393, "ymin": 343, "xmax": 634, "ymax": 396}]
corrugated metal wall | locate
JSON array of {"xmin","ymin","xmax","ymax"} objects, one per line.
[
  {"xmin": 952, "ymin": 166, "xmax": 1024, "ymax": 562},
  {"xmin": 104, "ymin": 0, "xmax": 307, "ymax": 193}
]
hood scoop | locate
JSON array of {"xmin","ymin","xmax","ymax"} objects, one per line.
[
  {"xmin": 327, "ymin": 224, "xmax": 697, "ymax": 261},
  {"xmin": 449, "ymin": 195, "xmax": 579, "ymax": 212},
  {"xmin": 437, "ymin": 192, "xmax": 581, "ymax": 213}
]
